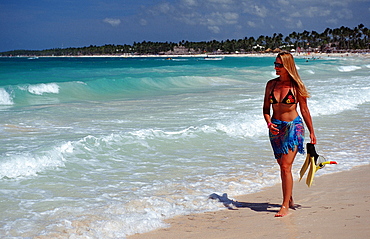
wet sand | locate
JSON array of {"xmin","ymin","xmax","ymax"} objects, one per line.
[{"xmin": 129, "ymin": 165, "xmax": 370, "ymax": 239}]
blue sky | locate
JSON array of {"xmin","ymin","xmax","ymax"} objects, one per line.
[{"xmin": 1, "ymin": 0, "xmax": 369, "ymax": 52}]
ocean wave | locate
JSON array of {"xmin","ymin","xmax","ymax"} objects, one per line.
[
  {"xmin": 129, "ymin": 117, "xmax": 266, "ymax": 141},
  {"xmin": 171, "ymin": 58, "xmax": 189, "ymax": 61},
  {"xmin": 305, "ymin": 69, "xmax": 315, "ymax": 74},
  {"xmin": 0, "ymin": 88, "xmax": 13, "ymax": 105},
  {"xmin": 215, "ymin": 115, "xmax": 266, "ymax": 138},
  {"xmin": 27, "ymin": 83, "xmax": 60, "ymax": 95},
  {"xmin": 0, "ymin": 116, "xmax": 266, "ymax": 179},
  {"xmin": 337, "ymin": 65, "xmax": 361, "ymax": 72},
  {"xmin": 0, "ymin": 142, "xmax": 72, "ymax": 179},
  {"xmin": 6, "ymin": 75, "xmax": 226, "ymax": 106},
  {"xmin": 309, "ymin": 76, "xmax": 370, "ymax": 116},
  {"xmin": 311, "ymin": 91, "xmax": 369, "ymax": 116}
]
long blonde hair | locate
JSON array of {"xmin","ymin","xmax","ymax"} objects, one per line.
[{"xmin": 278, "ymin": 52, "xmax": 310, "ymax": 98}]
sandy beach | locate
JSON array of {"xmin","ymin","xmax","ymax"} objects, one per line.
[{"xmin": 129, "ymin": 165, "xmax": 370, "ymax": 239}]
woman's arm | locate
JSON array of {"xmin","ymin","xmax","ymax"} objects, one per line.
[
  {"xmin": 263, "ymin": 81, "xmax": 278, "ymax": 134},
  {"xmin": 263, "ymin": 81, "xmax": 272, "ymax": 123},
  {"xmin": 298, "ymin": 95, "xmax": 316, "ymax": 144}
]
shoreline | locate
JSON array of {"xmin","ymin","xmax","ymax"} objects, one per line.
[
  {"xmin": 2, "ymin": 52, "xmax": 370, "ymax": 59},
  {"xmin": 129, "ymin": 165, "xmax": 370, "ymax": 239}
]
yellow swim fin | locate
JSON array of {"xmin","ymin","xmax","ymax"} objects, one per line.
[
  {"xmin": 299, "ymin": 153, "xmax": 311, "ymax": 181},
  {"xmin": 300, "ymin": 143, "xmax": 317, "ymax": 183},
  {"xmin": 301, "ymin": 143, "xmax": 337, "ymax": 187},
  {"xmin": 306, "ymin": 156, "xmax": 317, "ymax": 187}
]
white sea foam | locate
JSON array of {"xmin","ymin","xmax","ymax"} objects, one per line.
[
  {"xmin": 337, "ymin": 65, "xmax": 361, "ymax": 72},
  {"xmin": 310, "ymin": 93, "xmax": 367, "ymax": 116},
  {"xmin": 305, "ymin": 69, "xmax": 315, "ymax": 74},
  {"xmin": 28, "ymin": 83, "xmax": 60, "ymax": 95},
  {"xmin": 128, "ymin": 117, "xmax": 266, "ymax": 141},
  {"xmin": 215, "ymin": 115, "xmax": 266, "ymax": 138},
  {"xmin": 309, "ymin": 76, "xmax": 370, "ymax": 116},
  {"xmin": 0, "ymin": 88, "xmax": 13, "ymax": 105},
  {"xmin": 171, "ymin": 58, "xmax": 189, "ymax": 61},
  {"xmin": 0, "ymin": 142, "xmax": 72, "ymax": 179}
]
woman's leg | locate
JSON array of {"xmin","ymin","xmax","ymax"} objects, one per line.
[{"xmin": 275, "ymin": 148, "xmax": 298, "ymax": 217}]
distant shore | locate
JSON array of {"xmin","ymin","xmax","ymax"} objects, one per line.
[{"xmin": 3, "ymin": 52, "xmax": 370, "ymax": 59}]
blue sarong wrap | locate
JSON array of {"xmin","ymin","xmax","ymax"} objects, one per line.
[{"xmin": 269, "ymin": 116, "xmax": 305, "ymax": 160}]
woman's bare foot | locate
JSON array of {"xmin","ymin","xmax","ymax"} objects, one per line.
[
  {"xmin": 289, "ymin": 197, "xmax": 295, "ymax": 209},
  {"xmin": 275, "ymin": 205, "xmax": 289, "ymax": 217}
]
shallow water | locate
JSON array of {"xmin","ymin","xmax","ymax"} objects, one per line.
[{"xmin": 0, "ymin": 55, "xmax": 369, "ymax": 238}]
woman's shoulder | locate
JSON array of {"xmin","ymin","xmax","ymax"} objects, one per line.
[
  {"xmin": 266, "ymin": 77, "xmax": 279, "ymax": 86},
  {"xmin": 265, "ymin": 78, "xmax": 278, "ymax": 94}
]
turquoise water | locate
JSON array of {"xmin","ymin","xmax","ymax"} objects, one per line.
[{"xmin": 1, "ymin": 55, "xmax": 369, "ymax": 238}]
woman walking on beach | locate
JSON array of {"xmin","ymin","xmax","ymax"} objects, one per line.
[{"xmin": 263, "ymin": 52, "xmax": 316, "ymax": 217}]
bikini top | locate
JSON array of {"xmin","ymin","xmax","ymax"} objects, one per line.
[{"xmin": 269, "ymin": 80, "xmax": 297, "ymax": 105}]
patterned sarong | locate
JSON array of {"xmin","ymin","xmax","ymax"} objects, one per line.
[{"xmin": 269, "ymin": 116, "xmax": 305, "ymax": 160}]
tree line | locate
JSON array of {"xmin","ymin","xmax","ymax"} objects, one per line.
[{"xmin": 1, "ymin": 24, "xmax": 369, "ymax": 57}]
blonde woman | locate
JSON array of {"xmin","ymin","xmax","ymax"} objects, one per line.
[{"xmin": 263, "ymin": 52, "xmax": 316, "ymax": 217}]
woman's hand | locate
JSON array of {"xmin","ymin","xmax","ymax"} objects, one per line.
[
  {"xmin": 310, "ymin": 132, "xmax": 317, "ymax": 144},
  {"xmin": 268, "ymin": 123, "xmax": 279, "ymax": 135}
]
